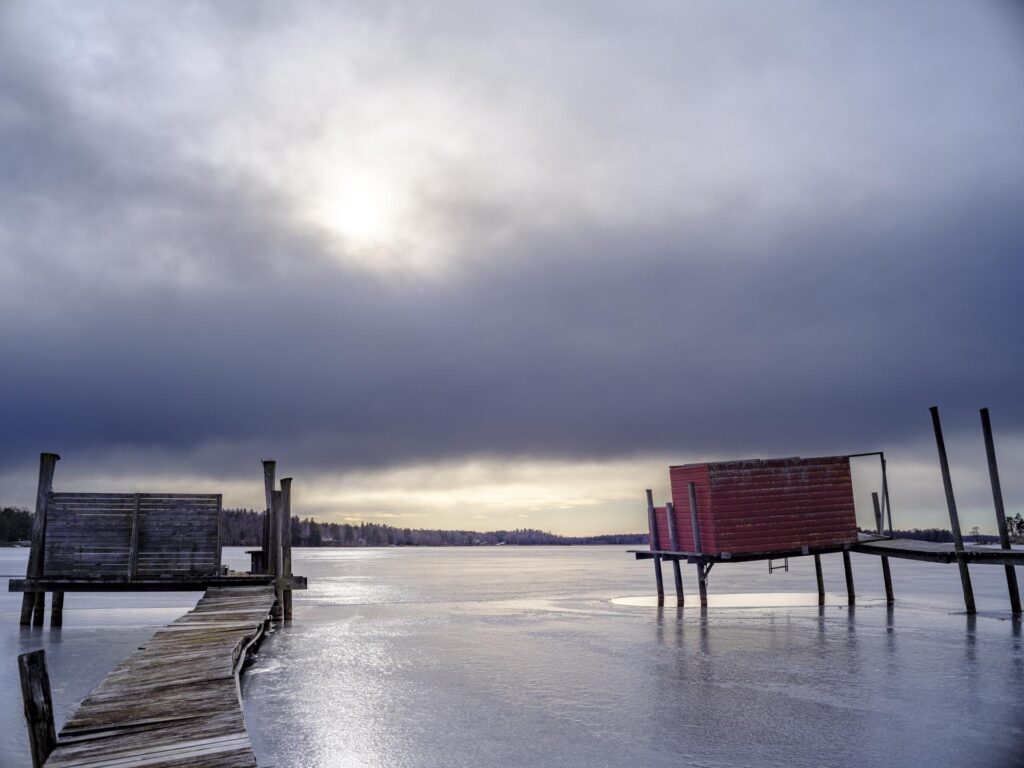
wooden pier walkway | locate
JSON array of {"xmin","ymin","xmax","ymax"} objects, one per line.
[
  {"xmin": 854, "ymin": 536, "xmax": 1024, "ymax": 566},
  {"xmin": 43, "ymin": 585, "xmax": 276, "ymax": 768}
]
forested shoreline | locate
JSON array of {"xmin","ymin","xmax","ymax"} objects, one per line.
[
  {"xmin": 220, "ymin": 508, "xmax": 645, "ymax": 546},
  {"xmin": 3, "ymin": 505, "xmax": 1023, "ymax": 547}
]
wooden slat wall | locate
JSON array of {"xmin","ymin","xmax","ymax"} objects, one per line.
[
  {"xmin": 667, "ymin": 464, "xmax": 713, "ymax": 552},
  {"xmin": 137, "ymin": 495, "xmax": 221, "ymax": 577},
  {"xmin": 43, "ymin": 495, "xmax": 134, "ymax": 577},
  {"xmin": 43, "ymin": 493, "xmax": 222, "ymax": 578}
]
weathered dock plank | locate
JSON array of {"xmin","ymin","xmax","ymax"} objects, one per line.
[{"xmin": 43, "ymin": 585, "xmax": 276, "ymax": 768}]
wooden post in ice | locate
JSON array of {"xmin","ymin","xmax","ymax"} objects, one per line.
[
  {"xmin": 270, "ymin": 489, "xmax": 283, "ymax": 621},
  {"xmin": 21, "ymin": 453, "xmax": 59, "ymax": 627},
  {"xmin": 881, "ymin": 454, "xmax": 894, "ymax": 536},
  {"xmin": 281, "ymin": 477, "xmax": 294, "ymax": 620},
  {"xmin": 930, "ymin": 406, "xmax": 976, "ymax": 614},
  {"xmin": 814, "ymin": 555, "xmax": 825, "ymax": 606},
  {"xmin": 688, "ymin": 482, "xmax": 708, "ymax": 609},
  {"xmin": 872, "ymin": 492, "xmax": 894, "ymax": 605},
  {"xmin": 19, "ymin": 650, "xmax": 56, "ymax": 768},
  {"xmin": 50, "ymin": 592, "xmax": 64, "ymax": 628},
  {"xmin": 261, "ymin": 460, "xmax": 276, "ymax": 575},
  {"xmin": 980, "ymin": 408, "xmax": 1022, "ymax": 615},
  {"xmin": 842, "ymin": 550, "xmax": 855, "ymax": 606},
  {"xmin": 645, "ymin": 490, "xmax": 664, "ymax": 606},
  {"xmin": 664, "ymin": 501, "xmax": 684, "ymax": 607}
]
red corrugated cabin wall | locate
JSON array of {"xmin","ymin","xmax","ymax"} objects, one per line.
[
  {"xmin": 650, "ymin": 465, "xmax": 713, "ymax": 553},
  {"xmin": 652, "ymin": 457, "xmax": 858, "ymax": 556}
]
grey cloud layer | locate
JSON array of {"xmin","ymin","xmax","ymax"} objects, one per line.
[{"xmin": 1, "ymin": 1, "xmax": 1022, "ymax": 485}]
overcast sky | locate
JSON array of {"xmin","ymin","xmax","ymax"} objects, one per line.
[{"xmin": 1, "ymin": 2, "xmax": 1022, "ymax": 534}]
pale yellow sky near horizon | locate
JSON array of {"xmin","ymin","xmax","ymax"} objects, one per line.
[{"xmin": 2, "ymin": 442, "xmax": 1022, "ymax": 537}]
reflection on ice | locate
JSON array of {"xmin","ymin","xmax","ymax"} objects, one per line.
[{"xmin": 612, "ymin": 592, "xmax": 886, "ymax": 608}]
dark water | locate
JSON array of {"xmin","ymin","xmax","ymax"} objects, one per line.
[{"xmin": 2, "ymin": 547, "xmax": 1023, "ymax": 767}]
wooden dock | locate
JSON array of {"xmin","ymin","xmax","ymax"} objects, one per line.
[
  {"xmin": 42, "ymin": 584, "xmax": 276, "ymax": 768},
  {"xmin": 854, "ymin": 536, "xmax": 1024, "ymax": 566}
]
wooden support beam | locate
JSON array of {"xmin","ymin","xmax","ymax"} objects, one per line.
[
  {"xmin": 872, "ymin": 492, "xmax": 894, "ymax": 605},
  {"xmin": 270, "ymin": 490, "xmax": 283, "ymax": 621},
  {"xmin": 981, "ymin": 407, "xmax": 1022, "ymax": 615},
  {"xmin": 645, "ymin": 490, "xmax": 664, "ymax": 606},
  {"xmin": 32, "ymin": 592, "xmax": 46, "ymax": 627},
  {"xmin": 881, "ymin": 454, "xmax": 894, "ymax": 536},
  {"xmin": 281, "ymin": 477, "xmax": 293, "ymax": 620},
  {"xmin": 50, "ymin": 592, "xmax": 64, "ymax": 628},
  {"xmin": 880, "ymin": 557, "xmax": 894, "ymax": 606},
  {"xmin": 19, "ymin": 650, "xmax": 56, "ymax": 768},
  {"xmin": 930, "ymin": 406, "xmax": 976, "ymax": 614},
  {"xmin": 664, "ymin": 501, "xmax": 684, "ymax": 607},
  {"xmin": 22, "ymin": 453, "xmax": 59, "ymax": 626},
  {"xmin": 697, "ymin": 563, "xmax": 708, "ymax": 609},
  {"xmin": 814, "ymin": 554, "xmax": 825, "ymax": 606},
  {"xmin": 688, "ymin": 482, "xmax": 708, "ymax": 609},
  {"xmin": 261, "ymin": 460, "xmax": 276, "ymax": 575},
  {"xmin": 842, "ymin": 550, "xmax": 855, "ymax": 606}
]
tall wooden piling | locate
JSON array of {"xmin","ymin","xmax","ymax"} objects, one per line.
[
  {"xmin": 261, "ymin": 461, "xmax": 276, "ymax": 575},
  {"xmin": 270, "ymin": 490, "xmax": 283, "ymax": 620},
  {"xmin": 281, "ymin": 477, "xmax": 294, "ymax": 620},
  {"xmin": 645, "ymin": 490, "xmax": 664, "ymax": 605},
  {"xmin": 872, "ymin": 492, "xmax": 894, "ymax": 605},
  {"xmin": 814, "ymin": 554, "xmax": 825, "ymax": 606},
  {"xmin": 980, "ymin": 408, "xmax": 1022, "ymax": 615},
  {"xmin": 930, "ymin": 406, "xmax": 976, "ymax": 614},
  {"xmin": 688, "ymin": 482, "xmax": 708, "ymax": 609},
  {"xmin": 19, "ymin": 650, "xmax": 56, "ymax": 768},
  {"xmin": 665, "ymin": 501, "xmax": 684, "ymax": 607},
  {"xmin": 50, "ymin": 592, "xmax": 64, "ymax": 628},
  {"xmin": 881, "ymin": 454, "xmax": 894, "ymax": 536},
  {"xmin": 842, "ymin": 550, "xmax": 855, "ymax": 606},
  {"xmin": 21, "ymin": 454, "xmax": 59, "ymax": 627}
]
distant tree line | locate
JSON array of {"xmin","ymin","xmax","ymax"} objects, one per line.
[
  {"xmin": 863, "ymin": 517, "xmax": 1024, "ymax": 544},
  {"xmin": 5, "ymin": 504, "xmax": 1023, "ymax": 546},
  {"xmin": 220, "ymin": 508, "xmax": 646, "ymax": 547},
  {"xmin": 0, "ymin": 507, "xmax": 33, "ymax": 543}
]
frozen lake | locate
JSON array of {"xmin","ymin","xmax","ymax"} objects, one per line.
[{"xmin": 1, "ymin": 546, "xmax": 1022, "ymax": 767}]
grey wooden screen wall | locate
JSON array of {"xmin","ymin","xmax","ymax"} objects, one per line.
[{"xmin": 42, "ymin": 493, "xmax": 222, "ymax": 578}]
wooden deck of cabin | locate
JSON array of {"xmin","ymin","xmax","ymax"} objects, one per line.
[
  {"xmin": 631, "ymin": 536, "xmax": 1024, "ymax": 567},
  {"xmin": 43, "ymin": 584, "xmax": 276, "ymax": 768}
]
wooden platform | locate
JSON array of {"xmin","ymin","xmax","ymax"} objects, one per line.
[
  {"xmin": 854, "ymin": 536, "xmax": 1024, "ymax": 566},
  {"xmin": 43, "ymin": 585, "xmax": 277, "ymax": 768},
  {"xmin": 630, "ymin": 542, "xmax": 851, "ymax": 564},
  {"xmin": 9, "ymin": 573, "xmax": 307, "ymax": 593}
]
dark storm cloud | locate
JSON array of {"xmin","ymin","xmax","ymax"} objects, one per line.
[{"xmin": 1, "ymin": 1, "xmax": 1022, "ymax": 497}]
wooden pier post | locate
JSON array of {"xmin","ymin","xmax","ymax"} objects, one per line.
[
  {"xmin": 665, "ymin": 501, "xmax": 684, "ymax": 607},
  {"xmin": 842, "ymin": 550, "xmax": 855, "ymax": 606},
  {"xmin": 872, "ymin": 492, "xmax": 894, "ymax": 605},
  {"xmin": 930, "ymin": 406, "xmax": 976, "ymax": 614},
  {"xmin": 50, "ymin": 592, "xmax": 64, "ymax": 628},
  {"xmin": 19, "ymin": 650, "xmax": 56, "ymax": 768},
  {"xmin": 881, "ymin": 454, "xmax": 894, "ymax": 536},
  {"xmin": 814, "ymin": 554, "xmax": 825, "ymax": 606},
  {"xmin": 281, "ymin": 477, "xmax": 294, "ymax": 620},
  {"xmin": 270, "ymin": 489, "xmax": 283, "ymax": 621},
  {"xmin": 645, "ymin": 490, "xmax": 664, "ymax": 606},
  {"xmin": 688, "ymin": 482, "xmax": 708, "ymax": 609},
  {"xmin": 980, "ymin": 408, "xmax": 1022, "ymax": 615},
  {"xmin": 21, "ymin": 453, "xmax": 59, "ymax": 627},
  {"xmin": 261, "ymin": 461, "xmax": 276, "ymax": 575}
]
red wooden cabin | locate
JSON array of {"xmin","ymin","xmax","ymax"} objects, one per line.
[{"xmin": 653, "ymin": 456, "xmax": 858, "ymax": 556}]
